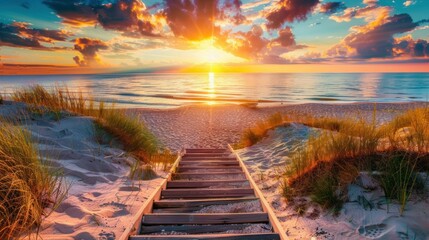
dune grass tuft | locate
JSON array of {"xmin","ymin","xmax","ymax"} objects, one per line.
[
  {"xmin": 0, "ymin": 120, "xmax": 66, "ymax": 239},
  {"xmin": 254, "ymin": 107, "xmax": 429, "ymax": 213},
  {"xmin": 12, "ymin": 84, "xmax": 162, "ymax": 163},
  {"xmin": 235, "ymin": 112, "xmax": 288, "ymax": 148}
]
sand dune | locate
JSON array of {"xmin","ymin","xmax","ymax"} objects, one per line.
[{"xmin": 0, "ymin": 102, "xmax": 167, "ymax": 240}]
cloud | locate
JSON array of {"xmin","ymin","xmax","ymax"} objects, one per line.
[
  {"xmin": 221, "ymin": 0, "xmax": 246, "ymax": 25},
  {"xmin": 162, "ymin": 0, "xmax": 244, "ymax": 41},
  {"xmin": 403, "ymin": 1, "xmax": 414, "ymax": 7},
  {"xmin": 44, "ymin": 0, "xmax": 160, "ymax": 37},
  {"xmin": 265, "ymin": 0, "xmax": 320, "ymax": 30},
  {"xmin": 272, "ymin": 26, "xmax": 296, "ymax": 47},
  {"xmin": 43, "ymin": 0, "xmax": 98, "ymax": 26},
  {"xmin": 319, "ymin": 2, "xmax": 346, "ymax": 15},
  {"xmin": 329, "ymin": 5, "xmax": 391, "ymax": 22},
  {"xmin": 216, "ymin": 25, "xmax": 304, "ymax": 62},
  {"xmin": 0, "ymin": 22, "xmax": 71, "ymax": 50},
  {"xmin": 328, "ymin": 13, "xmax": 426, "ymax": 59},
  {"xmin": 241, "ymin": 0, "xmax": 271, "ymax": 10},
  {"xmin": 216, "ymin": 25, "xmax": 268, "ymax": 59},
  {"xmin": 393, "ymin": 36, "xmax": 429, "ymax": 57},
  {"xmin": 73, "ymin": 37, "xmax": 108, "ymax": 66}
]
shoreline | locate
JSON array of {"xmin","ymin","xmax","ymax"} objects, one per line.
[{"xmin": 130, "ymin": 100, "xmax": 428, "ymax": 112}]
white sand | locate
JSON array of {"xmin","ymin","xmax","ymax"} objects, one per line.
[{"xmin": 0, "ymin": 101, "xmax": 167, "ymax": 240}]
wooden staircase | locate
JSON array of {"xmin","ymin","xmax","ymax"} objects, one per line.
[{"xmin": 124, "ymin": 148, "xmax": 287, "ymax": 240}]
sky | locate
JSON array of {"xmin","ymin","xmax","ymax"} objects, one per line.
[{"xmin": 0, "ymin": 0, "xmax": 428, "ymax": 74}]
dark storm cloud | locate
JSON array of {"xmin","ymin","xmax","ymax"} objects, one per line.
[
  {"xmin": 44, "ymin": 0, "xmax": 159, "ymax": 37},
  {"xmin": 265, "ymin": 0, "xmax": 320, "ymax": 30},
  {"xmin": 73, "ymin": 37, "xmax": 108, "ymax": 66},
  {"xmin": 319, "ymin": 2, "xmax": 346, "ymax": 14},
  {"xmin": 0, "ymin": 22, "xmax": 71, "ymax": 50}
]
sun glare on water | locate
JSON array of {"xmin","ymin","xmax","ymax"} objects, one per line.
[{"xmin": 207, "ymin": 72, "xmax": 216, "ymax": 105}]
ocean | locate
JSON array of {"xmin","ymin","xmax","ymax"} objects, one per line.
[{"xmin": 1, "ymin": 72, "xmax": 428, "ymax": 108}]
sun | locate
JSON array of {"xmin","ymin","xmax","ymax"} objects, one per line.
[{"xmin": 197, "ymin": 40, "xmax": 237, "ymax": 64}]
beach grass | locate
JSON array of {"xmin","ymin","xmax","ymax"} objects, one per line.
[
  {"xmin": 12, "ymin": 85, "xmax": 163, "ymax": 163},
  {"xmin": 237, "ymin": 108, "xmax": 429, "ymax": 213},
  {"xmin": 235, "ymin": 112, "xmax": 288, "ymax": 148},
  {"xmin": 0, "ymin": 119, "xmax": 66, "ymax": 239}
]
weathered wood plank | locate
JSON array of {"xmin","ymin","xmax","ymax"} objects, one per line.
[
  {"xmin": 172, "ymin": 173, "xmax": 246, "ymax": 180},
  {"xmin": 130, "ymin": 233, "xmax": 280, "ymax": 240},
  {"xmin": 183, "ymin": 153, "xmax": 231, "ymax": 157},
  {"xmin": 161, "ymin": 188, "xmax": 254, "ymax": 199},
  {"xmin": 181, "ymin": 157, "xmax": 237, "ymax": 161},
  {"xmin": 178, "ymin": 169, "xmax": 243, "ymax": 173},
  {"xmin": 179, "ymin": 161, "xmax": 239, "ymax": 166},
  {"xmin": 139, "ymin": 224, "xmax": 269, "ymax": 234},
  {"xmin": 167, "ymin": 180, "xmax": 249, "ymax": 189},
  {"xmin": 142, "ymin": 213, "xmax": 269, "ymax": 225},
  {"xmin": 154, "ymin": 197, "xmax": 259, "ymax": 208},
  {"xmin": 177, "ymin": 166, "xmax": 242, "ymax": 172},
  {"xmin": 185, "ymin": 149, "xmax": 229, "ymax": 153}
]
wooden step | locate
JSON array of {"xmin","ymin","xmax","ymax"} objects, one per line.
[
  {"xmin": 142, "ymin": 213, "xmax": 269, "ymax": 225},
  {"xmin": 172, "ymin": 173, "xmax": 245, "ymax": 180},
  {"xmin": 130, "ymin": 233, "xmax": 280, "ymax": 240},
  {"xmin": 179, "ymin": 161, "xmax": 239, "ymax": 166},
  {"xmin": 186, "ymin": 149, "xmax": 229, "ymax": 153},
  {"xmin": 167, "ymin": 180, "xmax": 249, "ymax": 188},
  {"xmin": 161, "ymin": 188, "xmax": 254, "ymax": 199},
  {"xmin": 154, "ymin": 197, "xmax": 259, "ymax": 208},
  {"xmin": 178, "ymin": 166, "xmax": 242, "ymax": 170},
  {"xmin": 139, "ymin": 223, "xmax": 268, "ymax": 234},
  {"xmin": 178, "ymin": 168, "xmax": 243, "ymax": 173},
  {"xmin": 183, "ymin": 153, "xmax": 232, "ymax": 157},
  {"xmin": 181, "ymin": 157, "xmax": 237, "ymax": 161}
]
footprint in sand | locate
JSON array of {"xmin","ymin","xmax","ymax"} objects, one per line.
[{"xmin": 358, "ymin": 224, "xmax": 387, "ymax": 239}]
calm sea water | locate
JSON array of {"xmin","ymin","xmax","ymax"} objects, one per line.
[{"xmin": 1, "ymin": 72, "xmax": 428, "ymax": 108}]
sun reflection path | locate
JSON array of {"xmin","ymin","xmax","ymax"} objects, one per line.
[{"xmin": 207, "ymin": 72, "xmax": 216, "ymax": 105}]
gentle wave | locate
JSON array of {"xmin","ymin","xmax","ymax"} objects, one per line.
[{"xmin": 1, "ymin": 72, "xmax": 429, "ymax": 108}]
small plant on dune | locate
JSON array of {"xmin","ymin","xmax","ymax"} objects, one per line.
[
  {"xmin": 0, "ymin": 120, "xmax": 66, "ymax": 239},
  {"xmin": 236, "ymin": 112, "xmax": 288, "ymax": 148},
  {"xmin": 99, "ymin": 110, "xmax": 158, "ymax": 155},
  {"xmin": 129, "ymin": 162, "xmax": 158, "ymax": 180},
  {"xmin": 378, "ymin": 154, "xmax": 419, "ymax": 215},
  {"xmin": 310, "ymin": 173, "xmax": 343, "ymax": 214}
]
